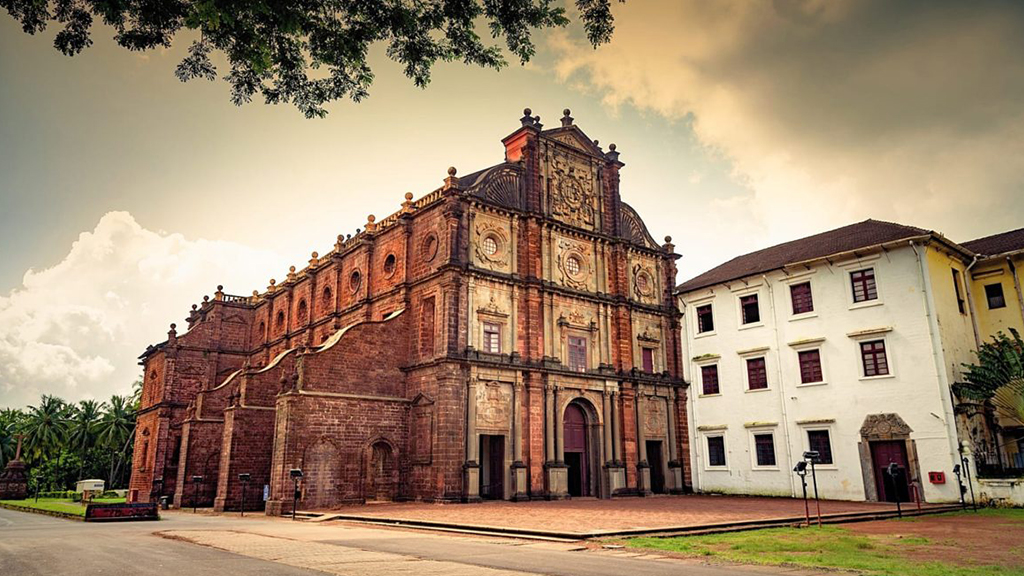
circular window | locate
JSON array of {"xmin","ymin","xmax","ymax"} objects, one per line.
[
  {"xmin": 350, "ymin": 270, "xmax": 362, "ymax": 292},
  {"xmin": 383, "ymin": 254, "xmax": 397, "ymax": 276},
  {"xmin": 422, "ymin": 233, "xmax": 438, "ymax": 262},
  {"xmin": 566, "ymin": 255, "xmax": 582, "ymax": 276},
  {"xmin": 482, "ymin": 235, "xmax": 499, "ymax": 256},
  {"xmin": 149, "ymin": 370, "xmax": 158, "ymax": 380},
  {"xmin": 637, "ymin": 272, "xmax": 650, "ymax": 294}
]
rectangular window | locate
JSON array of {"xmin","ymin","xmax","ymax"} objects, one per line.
[
  {"xmin": 860, "ymin": 340, "xmax": 889, "ymax": 377},
  {"xmin": 420, "ymin": 297, "xmax": 435, "ymax": 356},
  {"xmin": 641, "ymin": 348, "xmax": 655, "ymax": 373},
  {"xmin": 568, "ymin": 336, "xmax": 587, "ymax": 372},
  {"xmin": 986, "ymin": 283, "xmax": 1007, "ymax": 309},
  {"xmin": 746, "ymin": 357, "xmax": 768, "ymax": 390},
  {"xmin": 807, "ymin": 430, "xmax": 834, "ymax": 465},
  {"xmin": 850, "ymin": 268, "xmax": 878, "ymax": 303},
  {"xmin": 696, "ymin": 304, "xmax": 715, "ymax": 333},
  {"xmin": 951, "ymin": 269, "xmax": 966, "ymax": 314},
  {"xmin": 740, "ymin": 294, "xmax": 760, "ymax": 324},
  {"xmin": 790, "ymin": 282, "xmax": 814, "ymax": 314},
  {"xmin": 754, "ymin": 433, "xmax": 776, "ymax": 467},
  {"xmin": 707, "ymin": 436, "xmax": 726, "ymax": 467},
  {"xmin": 798, "ymin": 350, "xmax": 823, "ymax": 384},
  {"xmin": 701, "ymin": 365, "xmax": 720, "ymax": 395},
  {"xmin": 483, "ymin": 322, "xmax": 501, "ymax": 354}
]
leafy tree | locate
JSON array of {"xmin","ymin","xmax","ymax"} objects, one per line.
[
  {"xmin": 21, "ymin": 395, "xmax": 70, "ymax": 462},
  {"xmin": 96, "ymin": 394, "xmax": 136, "ymax": 487},
  {"xmin": 1, "ymin": 0, "xmax": 623, "ymax": 118},
  {"xmin": 957, "ymin": 329, "xmax": 1024, "ymax": 431},
  {"xmin": 68, "ymin": 399, "xmax": 105, "ymax": 481},
  {"xmin": 0, "ymin": 408, "xmax": 25, "ymax": 467}
]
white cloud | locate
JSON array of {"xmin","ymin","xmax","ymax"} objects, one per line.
[
  {"xmin": 0, "ymin": 212, "xmax": 284, "ymax": 408},
  {"xmin": 551, "ymin": 0, "xmax": 1024, "ymax": 278}
]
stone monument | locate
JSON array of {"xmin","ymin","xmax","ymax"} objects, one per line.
[{"xmin": 0, "ymin": 434, "xmax": 29, "ymax": 500}]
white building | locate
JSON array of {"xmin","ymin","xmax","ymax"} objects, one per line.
[{"xmin": 676, "ymin": 220, "xmax": 979, "ymax": 504}]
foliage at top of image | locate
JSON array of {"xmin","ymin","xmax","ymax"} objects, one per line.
[{"xmin": 1, "ymin": 0, "xmax": 623, "ymax": 118}]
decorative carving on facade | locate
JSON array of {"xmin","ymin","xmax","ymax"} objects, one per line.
[
  {"xmin": 549, "ymin": 148, "xmax": 597, "ymax": 230},
  {"xmin": 410, "ymin": 395, "xmax": 434, "ymax": 465},
  {"xmin": 477, "ymin": 382, "xmax": 512, "ymax": 429},
  {"xmin": 474, "ymin": 220, "xmax": 510, "ymax": 267},
  {"xmin": 421, "ymin": 232, "xmax": 439, "ymax": 263},
  {"xmin": 568, "ymin": 309, "xmax": 586, "ymax": 326},
  {"xmin": 644, "ymin": 398, "xmax": 667, "ymax": 438},
  {"xmin": 551, "ymin": 132, "xmax": 590, "ymax": 152},
  {"xmin": 556, "ymin": 238, "xmax": 591, "ymax": 290},
  {"xmin": 477, "ymin": 294, "xmax": 508, "ymax": 318},
  {"xmin": 633, "ymin": 263, "xmax": 656, "ymax": 300},
  {"xmin": 637, "ymin": 325, "xmax": 661, "ymax": 343},
  {"xmin": 859, "ymin": 413, "xmax": 913, "ymax": 439}
]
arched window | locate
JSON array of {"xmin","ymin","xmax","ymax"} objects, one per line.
[
  {"xmin": 258, "ymin": 321, "xmax": 266, "ymax": 339},
  {"xmin": 276, "ymin": 311, "xmax": 285, "ymax": 330},
  {"xmin": 322, "ymin": 286, "xmax": 333, "ymax": 308},
  {"xmin": 297, "ymin": 298, "xmax": 308, "ymax": 323}
]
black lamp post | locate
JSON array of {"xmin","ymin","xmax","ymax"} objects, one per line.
[
  {"xmin": 953, "ymin": 464, "xmax": 967, "ymax": 510},
  {"xmin": 191, "ymin": 475, "xmax": 203, "ymax": 514},
  {"xmin": 803, "ymin": 450, "xmax": 822, "ymax": 526},
  {"xmin": 886, "ymin": 463, "xmax": 902, "ymax": 518},
  {"xmin": 289, "ymin": 469, "xmax": 303, "ymax": 521},
  {"xmin": 793, "ymin": 461, "xmax": 810, "ymax": 527},
  {"xmin": 238, "ymin": 473, "xmax": 251, "ymax": 517},
  {"xmin": 960, "ymin": 455, "xmax": 978, "ymax": 511}
]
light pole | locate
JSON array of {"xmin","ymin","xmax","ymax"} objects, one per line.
[
  {"xmin": 289, "ymin": 469, "xmax": 303, "ymax": 521},
  {"xmin": 803, "ymin": 450, "xmax": 822, "ymax": 526},
  {"xmin": 953, "ymin": 464, "xmax": 967, "ymax": 510},
  {"xmin": 793, "ymin": 461, "xmax": 810, "ymax": 527},
  {"xmin": 238, "ymin": 473, "xmax": 251, "ymax": 517},
  {"xmin": 191, "ymin": 475, "xmax": 203, "ymax": 514},
  {"xmin": 886, "ymin": 463, "xmax": 902, "ymax": 519}
]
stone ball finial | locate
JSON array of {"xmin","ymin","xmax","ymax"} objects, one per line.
[
  {"xmin": 563, "ymin": 108, "xmax": 571, "ymax": 117},
  {"xmin": 311, "ymin": 251, "xmax": 318, "ymax": 259},
  {"xmin": 593, "ymin": 139, "xmax": 599, "ymax": 146},
  {"xmin": 367, "ymin": 214, "xmax": 375, "ymax": 223},
  {"xmin": 289, "ymin": 265, "xmax": 296, "ymax": 272},
  {"xmin": 191, "ymin": 304, "xmax": 197, "ymax": 310},
  {"xmin": 217, "ymin": 284, "xmax": 223, "ymax": 291},
  {"xmin": 270, "ymin": 278, "xmax": 276, "ymax": 286},
  {"xmin": 405, "ymin": 192, "xmax": 414, "ymax": 201},
  {"xmin": 337, "ymin": 234, "xmax": 344, "ymax": 241},
  {"xmin": 609, "ymin": 143, "xmax": 616, "ymax": 151},
  {"xmin": 252, "ymin": 290, "xmax": 259, "ymax": 296},
  {"xmin": 203, "ymin": 295, "xmax": 209, "ymax": 302},
  {"xmin": 170, "ymin": 323, "xmax": 176, "ymax": 330},
  {"xmin": 523, "ymin": 107, "xmax": 532, "ymax": 116},
  {"xmin": 447, "ymin": 166, "xmax": 457, "ymax": 176},
  {"xmin": 665, "ymin": 235, "xmax": 672, "ymax": 243}
]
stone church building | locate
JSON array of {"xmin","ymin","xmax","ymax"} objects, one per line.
[{"xmin": 128, "ymin": 109, "xmax": 689, "ymax": 513}]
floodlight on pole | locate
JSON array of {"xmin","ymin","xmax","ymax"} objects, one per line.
[
  {"xmin": 238, "ymin": 473, "xmax": 251, "ymax": 517},
  {"xmin": 289, "ymin": 469, "xmax": 303, "ymax": 521},
  {"xmin": 793, "ymin": 461, "xmax": 810, "ymax": 527}
]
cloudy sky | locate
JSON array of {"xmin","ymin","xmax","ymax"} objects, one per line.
[{"xmin": 1, "ymin": 0, "xmax": 1022, "ymax": 408}]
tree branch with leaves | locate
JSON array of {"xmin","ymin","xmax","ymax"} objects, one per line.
[
  {"xmin": 2, "ymin": 0, "xmax": 623, "ymax": 118},
  {"xmin": 956, "ymin": 328, "xmax": 1024, "ymax": 430}
]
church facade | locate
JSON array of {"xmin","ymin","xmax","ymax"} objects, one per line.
[{"xmin": 128, "ymin": 109, "xmax": 688, "ymax": 513}]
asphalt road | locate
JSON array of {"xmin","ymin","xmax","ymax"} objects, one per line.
[{"xmin": 0, "ymin": 507, "xmax": 808, "ymax": 576}]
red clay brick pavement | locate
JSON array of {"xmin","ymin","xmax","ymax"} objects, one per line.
[{"xmin": 318, "ymin": 495, "xmax": 900, "ymax": 534}]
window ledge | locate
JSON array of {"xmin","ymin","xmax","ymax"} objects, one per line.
[
  {"xmin": 694, "ymin": 331, "xmax": 717, "ymax": 339},
  {"xmin": 745, "ymin": 387, "xmax": 771, "ymax": 393},
  {"xmin": 789, "ymin": 312, "xmax": 818, "ymax": 322},
  {"xmin": 752, "ymin": 467, "xmax": 780, "ymax": 471},
  {"xmin": 698, "ymin": 393, "xmax": 722, "ymax": 398},
  {"xmin": 738, "ymin": 322, "xmax": 765, "ymax": 331},
  {"xmin": 796, "ymin": 381, "xmax": 828, "ymax": 388},
  {"xmin": 809, "ymin": 465, "xmax": 838, "ymax": 471},
  {"xmin": 860, "ymin": 374, "xmax": 895, "ymax": 382},
  {"xmin": 849, "ymin": 299, "xmax": 884, "ymax": 311}
]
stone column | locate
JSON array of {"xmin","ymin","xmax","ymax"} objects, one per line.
[
  {"xmin": 602, "ymin": 389, "xmax": 613, "ymax": 463},
  {"xmin": 611, "ymin": 391, "xmax": 622, "ymax": 462},
  {"xmin": 545, "ymin": 384, "xmax": 555, "ymax": 462},
  {"xmin": 636, "ymin": 387, "xmax": 652, "ymax": 496},
  {"xmin": 666, "ymin": 389, "xmax": 684, "ymax": 494},
  {"xmin": 511, "ymin": 381, "xmax": 528, "ymax": 501},
  {"xmin": 555, "ymin": 386, "xmax": 565, "ymax": 463},
  {"xmin": 463, "ymin": 380, "xmax": 481, "ymax": 502},
  {"xmin": 544, "ymin": 384, "xmax": 568, "ymax": 499}
]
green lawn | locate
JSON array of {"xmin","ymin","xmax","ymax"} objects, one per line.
[
  {"xmin": 627, "ymin": 509, "xmax": 1024, "ymax": 576},
  {"xmin": 1, "ymin": 497, "xmax": 126, "ymax": 517}
]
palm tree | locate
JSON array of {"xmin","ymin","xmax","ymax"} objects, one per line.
[
  {"xmin": 21, "ymin": 395, "xmax": 69, "ymax": 461},
  {"xmin": 96, "ymin": 395, "xmax": 136, "ymax": 488},
  {"xmin": 0, "ymin": 408, "xmax": 24, "ymax": 468},
  {"xmin": 68, "ymin": 400, "xmax": 105, "ymax": 481}
]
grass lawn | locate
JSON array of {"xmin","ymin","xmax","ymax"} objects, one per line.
[
  {"xmin": 1, "ymin": 497, "xmax": 126, "ymax": 517},
  {"xmin": 627, "ymin": 509, "xmax": 1024, "ymax": 576}
]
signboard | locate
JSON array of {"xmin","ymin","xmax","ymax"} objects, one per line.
[{"xmin": 84, "ymin": 502, "xmax": 159, "ymax": 522}]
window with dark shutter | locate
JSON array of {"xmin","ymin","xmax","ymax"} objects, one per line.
[
  {"xmin": 701, "ymin": 365, "xmax": 720, "ymax": 395},
  {"xmin": 951, "ymin": 269, "xmax": 966, "ymax": 314},
  {"xmin": 807, "ymin": 430, "xmax": 833, "ymax": 464},
  {"xmin": 798, "ymin": 350, "xmax": 823, "ymax": 384},
  {"xmin": 850, "ymin": 268, "xmax": 878, "ymax": 303},
  {"xmin": 790, "ymin": 282, "xmax": 814, "ymax": 314},
  {"xmin": 740, "ymin": 294, "xmax": 760, "ymax": 324},
  {"xmin": 860, "ymin": 340, "xmax": 889, "ymax": 377},
  {"xmin": 483, "ymin": 322, "xmax": 501, "ymax": 354},
  {"xmin": 707, "ymin": 436, "xmax": 726, "ymax": 466},
  {"xmin": 746, "ymin": 357, "xmax": 768, "ymax": 390},
  {"xmin": 754, "ymin": 434, "xmax": 776, "ymax": 466},
  {"xmin": 986, "ymin": 283, "xmax": 1007, "ymax": 309},
  {"xmin": 642, "ymin": 348, "xmax": 654, "ymax": 373},
  {"xmin": 696, "ymin": 304, "xmax": 714, "ymax": 333},
  {"xmin": 568, "ymin": 336, "xmax": 587, "ymax": 372}
]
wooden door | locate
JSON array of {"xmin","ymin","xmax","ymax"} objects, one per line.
[
  {"xmin": 871, "ymin": 440, "xmax": 910, "ymax": 502},
  {"xmin": 563, "ymin": 403, "xmax": 589, "ymax": 496}
]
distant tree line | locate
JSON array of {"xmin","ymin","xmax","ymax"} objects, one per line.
[{"xmin": 0, "ymin": 381, "xmax": 139, "ymax": 492}]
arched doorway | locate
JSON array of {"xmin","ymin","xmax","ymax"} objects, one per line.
[
  {"xmin": 564, "ymin": 403, "xmax": 591, "ymax": 497},
  {"xmin": 365, "ymin": 441, "xmax": 397, "ymax": 501}
]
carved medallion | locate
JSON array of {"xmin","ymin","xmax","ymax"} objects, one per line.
[
  {"xmin": 644, "ymin": 398, "xmax": 667, "ymax": 438},
  {"xmin": 477, "ymin": 382, "xmax": 511, "ymax": 429},
  {"xmin": 549, "ymin": 149, "xmax": 596, "ymax": 230},
  {"xmin": 633, "ymin": 264, "xmax": 656, "ymax": 299},
  {"xmin": 557, "ymin": 239, "xmax": 591, "ymax": 290},
  {"xmin": 474, "ymin": 221, "xmax": 509, "ymax": 267}
]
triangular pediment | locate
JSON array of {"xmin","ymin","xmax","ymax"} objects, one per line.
[{"xmin": 541, "ymin": 126, "xmax": 606, "ymax": 158}]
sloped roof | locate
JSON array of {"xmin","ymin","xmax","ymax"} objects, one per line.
[
  {"xmin": 677, "ymin": 219, "xmax": 932, "ymax": 293},
  {"xmin": 961, "ymin": 227, "xmax": 1024, "ymax": 257}
]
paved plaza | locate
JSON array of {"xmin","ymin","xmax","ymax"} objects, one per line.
[{"xmin": 318, "ymin": 494, "xmax": 908, "ymax": 535}]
